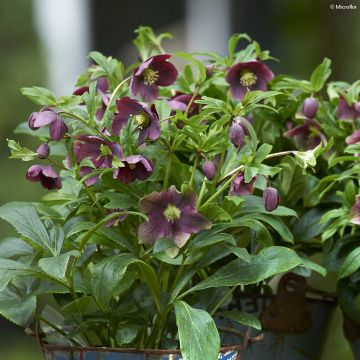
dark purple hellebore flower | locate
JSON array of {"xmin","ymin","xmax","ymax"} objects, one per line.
[
  {"xmin": 338, "ymin": 96, "xmax": 360, "ymax": 121},
  {"xmin": 229, "ymin": 173, "xmax": 255, "ymax": 196},
  {"xmin": 303, "ymin": 97, "xmax": 318, "ymax": 119},
  {"xmin": 203, "ymin": 160, "xmax": 216, "ymax": 180},
  {"xmin": 138, "ymin": 186, "xmax": 211, "ymax": 247},
  {"xmin": 349, "ymin": 195, "xmax": 360, "ymax": 225},
  {"xmin": 37, "ymin": 143, "xmax": 50, "ymax": 159},
  {"xmin": 113, "ymin": 155, "xmax": 153, "ymax": 184},
  {"xmin": 230, "ymin": 117, "xmax": 246, "ymax": 148},
  {"xmin": 26, "ymin": 165, "xmax": 62, "ymax": 190},
  {"xmin": 74, "ymin": 135, "xmax": 123, "ymax": 185},
  {"xmin": 130, "ymin": 54, "xmax": 178, "ymax": 102},
  {"xmin": 113, "ymin": 97, "xmax": 160, "ymax": 144},
  {"xmin": 73, "ymin": 77, "xmax": 110, "ymax": 121},
  {"xmin": 168, "ymin": 92, "xmax": 200, "ymax": 117},
  {"xmin": 346, "ymin": 130, "xmax": 360, "ymax": 145},
  {"xmin": 28, "ymin": 110, "xmax": 68, "ymax": 140},
  {"xmin": 225, "ymin": 60, "xmax": 274, "ymax": 100},
  {"xmin": 283, "ymin": 118, "xmax": 326, "ymax": 150},
  {"xmin": 263, "ymin": 187, "xmax": 280, "ymax": 212}
]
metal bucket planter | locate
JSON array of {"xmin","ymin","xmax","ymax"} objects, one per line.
[
  {"xmin": 343, "ymin": 313, "xmax": 360, "ymax": 359},
  {"xmin": 42, "ymin": 345, "xmax": 244, "ymax": 359},
  {"xmin": 219, "ymin": 274, "xmax": 337, "ymax": 360}
]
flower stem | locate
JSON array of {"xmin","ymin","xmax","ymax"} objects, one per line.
[
  {"xmin": 101, "ymin": 76, "xmax": 131, "ymax": 128},
  {"xmin": 210, "ymin": 285, "xmax": 237, "ymax": 316},
  {"xmin": 163, "ymin": 148, "xmax": 172, "ymax": 189},
  {"xmin": 200, "ymin": 172, "xmax": 238, "ymax": 209},
  {"xmin": 189, "ymin": 153, "xmax": 199, "ymax": 187},
  {"xmin": 265, "ymin": 150, "xmax": 295, "ymax": 159},
  {"xmin": 196, "ymin": 178, "xmax": 207, "ymax": 208},
  {"xmin": 184, "ymin": 85, "xmax": 199, "ymax": 116}
]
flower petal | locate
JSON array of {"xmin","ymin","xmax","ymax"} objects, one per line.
[
  {"xmin": 113, "ymin": 97, "xmax": 143, "ymax": 134},
  {"xmin": 49, "ymin": 115, "xmax": 68, "ymax": 140},
  {"xmin": 152, "ymin": 61, "xmax": 178, "ymax": 86},
  {"xmin": 33, "ymin": 110, "xmax": 58, "ymax": 128},
  {"xmin": 139, "ymin": 83, "xmax": 159, "ymax": 102}
]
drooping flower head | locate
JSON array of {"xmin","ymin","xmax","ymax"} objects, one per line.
[
  {"xmin": 203, "ymin": 160, "xmax": 216, "ymax": 180},
  {"xmin": 74, "ymin": 135, "xmax": 123, "ymax": 185},
  {"xmin": 28, "ymin": 109, "xmax": 68, "ymax": 140},
  {"xmin": 113, "ymin": 155, "xmax": 153, "ymax": 184},
  {"xmin": 229, "ymin": 173, "xmax": 256, "ymax": 196},
  {"xmin": 263, "ymin": 187, "xmax": 280, "ymax": 212},
  {"xmin": 338, "ymin": 96, "xmax": 360, "ymax": 121},
  {"xmin": 113, "ymin": 97, "xmax": 160, "ymax": 144},
  {"xmin": 230, "ymin": 117, "xmax": 246, "ymax": 148},
  {"xmin": 138, "ymin": 186, "xmax": 211, "ymax": 247},
  {"xmin": 168, "ymin": 92, "xmax": 200, "ymax": 117},
  {"xmin": 26, "ymin": 165, "xmax": 62, "ymax": 190},
  {"xmin": 130, "ymin": 54, "xmax": 178, "ymax": 102},
  {"xmin": 225, "ymin": 60, "xmax": 274, "ymax": 100},
  {"xmin": 73, "ymin": 76, "xmax": 110, "ymax": 120},
  {"xmin": 349, "ymin": 195, "xmax": 360, "ymax": 225},
  {"xmin": 283, "ymin": 118, "xmax": 326, "ymax": 150},
  {"xmin": 37, "ymin": 143, "xmax": 50, "ymax": 159},
  {"xmin": 346, "ymin": 130, "xmax": 360, "ymax": 145}
]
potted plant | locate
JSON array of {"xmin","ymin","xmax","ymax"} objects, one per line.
[{"xmin": 0, "ymin": 27, "xmax": 328, "ymax": 360}]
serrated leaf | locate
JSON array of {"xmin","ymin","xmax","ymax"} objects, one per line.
[
  {"xmin": 310, "ymin": 58, "xmax": 332, "ymax": 92},
  {"xmin": 7, "ymin": 139, "xmax": 38, "ymax": 161},
  {"xmin": 0, "ymin": 202, "xmax": 58, "ymax": 256},
  {"xmin": 39, "ymin": 250, "xmax": 80, "ymax": 281},
  {"xmin": 21, "ymin": 86, "xmax": 57, "ymax": 106},
  {"xmin": 174, "ymin": 301, "xmax": 220, "ymax": 360},
  {"xmin": 219, "ymin": 310, "xmax": 261, "ymax": 330},
  {"xmin": 185, "ymin": 247, "xmax": 302, "ymax": 294}
]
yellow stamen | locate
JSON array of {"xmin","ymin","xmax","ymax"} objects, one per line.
[
  {"xmin": 134, "ymin": 112, "xmax": 150, "ymax": 129},
  {"xmin": 141, "ymin": 68, "xmax": 159, "ymax": 86},
  {"xmin": 240, "ymin": 70, "xmax": 258, "ymax": 87},
  {"xmin": 163, "ymin": 204, "xmax": 181, "ymax": 221}
]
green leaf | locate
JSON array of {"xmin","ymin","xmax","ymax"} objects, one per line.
[
  {"xmin": 185, "ymin": 247, "xmax": 302, "ymax": 294},
  {"xmin": 116, "ymin": 325, "xmax": 141, "ymax": 345},
  {"xmin": 39, "ymin": 250, "xmax": 80, "ymax": 281},
  {"xmin": 153, "ymin": 237, "xmax": 176, "ymax": 254},
  {"xmin": 0, "ymin": 203, "xmax": 58, "ymax": 256},
  {"xmin": 7, "ymin": 139, "xmax": 38, "ymax": 161},
  {"xmin": 227, "ymin": 247, "xmax": 251, "ymax": 262},
  {"xmin": 0, "ymin": 259, "xmax": 34, "ymax": 292},
  {"xmin": 227, "ymin": 33, "xmax": 251, "ymax": 60},
  {"xmin": 155, "ymin": 99, "xmax": 171, "ymax": 121},
  {"xmin": 310, "ymin": 58, "xmax": 332, "ymax": 92},
  {"xmin": 300, "ymin": 258, "xmax": 327, "ymax": 277},
  {"xmin": 0, "ymin": 289, "xmax": 36, "ymax": 326},
  {"xmin": 101, "ymin": 192, "xmax": 138, "ymax": 209},
  {"xmin": 91, "ymin": 253, "xmax": 160, "ymax": 311},
  {"xmin": 21, "ymin": 86, "xmax": 57, "ymax": 106},
  {"xmin": 0, "ymin": 237, "xmax": 33, "ymax": 258},
  {"xmin": 219, "ymin": 310, "xmax": 261, "ymax": 330},
  {"xmin": 176, "ymin": 52, "xmax": 207, "ymax": 83},
  {"xmin": 174, "ymin": 301, "xmax": 220, "ymax": 360},
  {"xmin": 254, "ymin": 143, "xmax": 272, "ymax": 164},
  {"xmin": 339, "ymin": 248, "xmax": 360, "ymax": 279}
]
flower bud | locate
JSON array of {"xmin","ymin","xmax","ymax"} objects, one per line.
[
  {"xmin": 303, "ymin": 97, "xmax": 318, "ymax": 118},
  {"xmin": 263, "ymin": 187, "xmax": 280, "ymax": 212},
  {"xmin": 28, "ymin": 112, "xmax": 39, "ymax": 130},
  {"xmin": 230, "ymin": 118, "xmax": 245, "ymax": 148},
  {"xmin": 203, "ymin": 160, "xmax": 216, "ymax": 180},
  {"xmin": 37, "ymin": 143, "xmax": 50, "ymax": 159}
]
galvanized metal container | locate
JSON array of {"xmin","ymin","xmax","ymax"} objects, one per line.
[
  {"xmin": 42, "ymin": 345, "xmax": 241, "ymax": 359},
  {"xmin": 220, "ymin": 274, "xmax": 337, "ymax": 360}
]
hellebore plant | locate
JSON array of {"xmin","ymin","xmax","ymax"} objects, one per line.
[{"xmin": 1, "ymin": 27, "xmax": 330, "ymax": 360}]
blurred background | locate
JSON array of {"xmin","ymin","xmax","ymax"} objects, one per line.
[{"xmin": 0, "ymin": 0, "xmax": 359, "ymax": 358}]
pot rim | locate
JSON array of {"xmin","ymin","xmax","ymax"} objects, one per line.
[{"xmin": 42, "ymin": 344, "xmax": 245, "ymax": 355}]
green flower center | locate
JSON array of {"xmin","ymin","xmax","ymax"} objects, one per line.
[
  {"xmin": 134, "ymin": 112, "xmax": 150, "ymax": 129},
  {"xmin": 163, "ymin": 204, "xmax": 181, "ymax": 221},
  {"xmin": 100, "ymin": 144, "xmax": 112, "ymax": 157},
  {"xmin": 141, "ymin": 68, "xmax": 159, "ymax": 86},
  {"xmin": 240, "ymin": 70, "xmax": 258, "ymax": 87}
]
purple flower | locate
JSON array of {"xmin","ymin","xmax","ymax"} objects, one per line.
[
  {"xmin": 225, "ymin": 60, "xmax": 274, "ymax": 100},
  {"xmin": 37, "ymin": 143, "xmax": 50, "ymax": 159},
  {"xmin": 303, "ymin": 97, "xmax": 318, "ymax": 119},
  {"xmin": 113, "ymin": 97, "xmax": 160, "ymax": 144},
  {"xmin": 130, "ymin": 54, "xmax": 178, "ymax": 102},
  {"xmin": 138, "ymin": 186, "xmax": 211, "ymax": 247},
  {"xmin": 168, "ymin": 92, "xmax": 200, "ymax": 117},
  {"xmin": 338, "ymin": 96, "xmax": 360, "ymax": 121},
  {"xmin": 283, "ymin": 118, "xmax": 326, "ymax": 150},
  {"xmin": 203, "ymin": 160, "xmax": 216, "ymax": 180},
  {"xmin": 230, "ymin": 117, "xmax": 246, "ymax": 148},
  {"xmin": 349, "ymin": 195, "xmax": 360, "ymax": 225},
  {"xmin": 346, "ymin": 130, "xmax": 360, "ymax": 145},
  {"xmin": 73, "ymin": 77, "xmax": 110, "ymax": 121},
  {"xmin": 28, "ymin": 110, "xmax": 68, "ymax": 140},
  {"xmin": 113, "ymin": 155, "xmax": 153, "ymax": 184},
  {"xmin": 74, "ymin": 135, "xmax": 123, "ymax": 185},
  {"xmin": 26, "ymin": 165, "xmax": 62, "ymax": 190},
  {"xmin": 105, "ymin": 208, "xmax": 127, "ymax": 227},
  {"xmin": 229, "ymin": 173, "xmax": 255, "ymax": 196},
  {"xmin": 263, "ymin": 187, "xmax": 280, "ymax": 212}
]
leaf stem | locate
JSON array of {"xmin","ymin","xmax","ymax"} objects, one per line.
[
  {"xmin": 163, "ymin": 147, "xmax": 172, "ymax": 189},
  {"xmin": 184, "ymin": 85, "xmax": 199, "ymax": 116},
  {"xmin": 265, "ymin": 150, "xmax": 295, "ymax": 159},
  {"xmin": 210, "ymin": 285, "xmax": 237, "ymax": 316},
  {"xmin": 196, "ymin": 178, "xmax": 207, "ymax": 208},
  {"xmin": 189, "ymin": 153, "xmax": 199, "ymax": 187}
]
